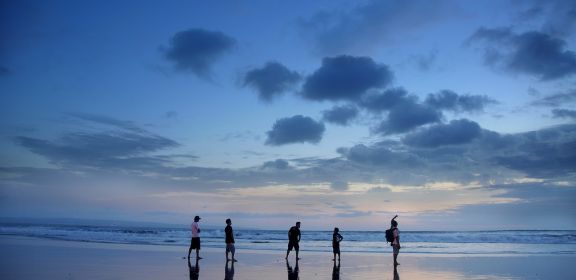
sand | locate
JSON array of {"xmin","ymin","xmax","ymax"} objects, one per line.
[{"xmin": 1, "ymin": 235, "xmax": 575, "ymax": 279}]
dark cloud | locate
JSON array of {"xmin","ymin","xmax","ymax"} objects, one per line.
[
  {"xmin": 261, "ymin": 159, "xmax": 291, "ymax": 170},
  {"xmin": 162, "ymin": 28, "xmax": 235, "ymax": 78},
  {"xmin": 243, "ymin": 61, "xmax": 301, "ymax": 102},
  {"xmin": 515, "ymin": 0, "xmax": 576, "ymax": 38},
  {"xmin": 15, "ymin": 115, "xmax": 180, "ymax": 170},
  {"xmin": 493, "ymin": 124, "xmax": 576, "ymax": 177},
  {"xmin": 337, "ymin": 143, "xmax": 421, "ymax": 167},
  {"xmin": 300, "ymin": 0, "xmax": 453, "ymax": 55},
  {"xmin": 301, "ymin": 55, "xmax": 393, "ymax": 101},
  {"xmin": 67, "ymin": 112, "xmax": 146, "ymax": 133},
  {"xmin": 359, "ymin": 88, "xmax": 412, "ymax": 113},
  {"xmin": 531, "ymin": 90, "xmax": 576, "ymax": 107},
  {"xmin": 265, "ymin": 115, "xmax": 325, "ymax": 146},
  {"xmin": 374, "ymin": 101, "xmax": 442, "ymax": 135},
  {"xmin": 470, "ymin": 28, "xmax": 576, "ymax": 80},
  {"xmin": 16, "ymin": 132, "xmax": 179, "ymax": 168},
  {"xmin": 425, "ymin": 90, "xmax": 497, "ymax": 113},
  {"xmin": 552, "ymin": 109, "xmax": 576, "ymax": 119},
  {"xmin": 403, "ymin": 119, "xmax": 482, "ymax": 148},
  {"xmin": 322, "ymin": 105, "xmax": 359, "ymax": 126}
]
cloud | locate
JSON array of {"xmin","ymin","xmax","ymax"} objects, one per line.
[
  {"xmin": 374, "ymin": 101, "xmax": 442, "ymax": 135},
  {"xmin": 402, "ymin": 119, "xmax": 482, "ymax": 148},
  {"xmin": 243, "ymin": 61, "xmax": 301, "ymax": 102},
  {"xmin": 162, "ymin": 28, "xmax": 235, "ymax": 78},
  {"xmin": 300, "ymin": 0, "xmax": 453, "ymax": 55},
  {"xmin": 15, "ymin": 115, "xmax": 179, "ymax": 170},
  {"xmin": 301, "ymin": 55, "xmax": 393, "ymax": 101},
  {"xmin": 552, "ymin": 109, "xmax": 576, "ymax": 120},
  {"xmin": 330, "ymin": 181, "xmax": 349, "ymax": 191},
  {"xmin": 261, "ymin": 159, "xmax": 291, "ymax": 170},
  {"xmin": 531, "ymin": 90, "xmax": 576, "ymax": 107},
  {"xmin": 425, "ymin": 90, "xmax": 497, "ymax": 112},
  {"xmin": 337, "ymin": 143, "xmax": 421, "ymax": 168},
  {"xmin": 470, "ymin": 28, "xmax": 576, "ymax": 80},
  {"xmin": 322, "ymin": 105, "xmax": 359, "ymax": 126},
  {"xmin": 265, "ymin": 115, "xmax": 325, "ymax": 146},
  {"xmin": 359, "ymin": 88, "xmax": 412, "ymax": 113},
  {"xmin": 515, "ymin": 0, "xmax": 576, "ymax": 38}
]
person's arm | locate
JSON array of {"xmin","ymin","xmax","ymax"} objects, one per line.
[{"xmin": 298, "ymin": 230, "xmax": 301, "ymax": 242}]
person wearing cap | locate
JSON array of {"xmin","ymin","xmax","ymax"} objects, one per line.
[
  {"xmin": 390, "ymin": 215, "xmax": 400, "ymax": 266},
  {"xmin": 188, "ymin": 215, "xmax": 202, "ymax": 260}
]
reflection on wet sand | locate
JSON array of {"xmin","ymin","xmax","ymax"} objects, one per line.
[
  {"xmin": 332, "ymin": 261, "xmax": 340, "ymax": 280},
  {"xmin": 187, "ymin": 258, "xmax": 199, "ymax": 280},
  {"xmin": 224, "ymin": 260, "xmax": 234, "ymax": 280},
  {"xmin": 287, "ymin": 259, "xmax": 299, "ymax": 280}
]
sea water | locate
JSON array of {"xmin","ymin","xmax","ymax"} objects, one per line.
[{"xmin": 1, "ymin": 223, "xmax": 575, "ymax": 255}]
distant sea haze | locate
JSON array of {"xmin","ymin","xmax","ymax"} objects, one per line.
[{"xmin": 1, "ymin": 224, "xmax": 575, "ymax": 255}]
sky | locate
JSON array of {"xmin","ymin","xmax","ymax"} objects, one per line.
[{"xmin": 1, "ymin": 0, "xmax": 575, "ymax": 231}]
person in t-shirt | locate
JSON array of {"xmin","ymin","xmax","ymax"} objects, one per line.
[
  {"xmin": 225, "ymin": 218, "xmax": 237, "ymax": 262},
  {"xmin": 285, "ymin": 221, "xmax": 301, "ymax": 260},
  {"xmin": 332, "ymin": 227, "xmax": 343, "ymax": 261},
  {"xmin": 390, "ymin": 215, "xmax": 400, "ymax": 266},
  {"xmin": 188, "ymin": 215, "xmax": 202, "ymax": 260}
]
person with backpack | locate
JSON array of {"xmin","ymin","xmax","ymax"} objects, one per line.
[{"xmin": 386, "ymin": 215, "xmax": 401, "ymax": 266}]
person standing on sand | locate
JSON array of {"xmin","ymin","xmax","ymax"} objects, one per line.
[
  {"xmin": 332, "ymin": 227, "xmax": 343, "ymax": 261},
  {"xmin": 391, "ymin": 215, "xmax": 400, "ymax": 266},
  {"xmin": 285, "ymin": 221, "xmax": 301, "ymax": 260},
  {"xmin": 225, "ymin": 218, "xmax": 237, "ymax": 262},
  {"xmin": 188, "ymin": 215, "xmax": 202, "ymax": 260}
]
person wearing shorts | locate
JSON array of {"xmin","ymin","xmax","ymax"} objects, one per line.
[
  {"xmin": 390, "ymin": 215, "xmax": 400, "ymax": 266},
  {"xmin": 285, "ymin": 222, "xmax": 301, "ymax": 260},
  {"xmin": 188, "ymin": 215, "xmax": 202, "ymax": 259}
]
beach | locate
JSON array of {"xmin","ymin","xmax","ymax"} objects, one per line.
[{"xmin": 1, "ymin": 235, "xmax": 575, "ymax": 280}]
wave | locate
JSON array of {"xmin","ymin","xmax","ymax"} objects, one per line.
[{"xmin": 1, "ymin": 224, "xmax": 575, "ymax": 255}]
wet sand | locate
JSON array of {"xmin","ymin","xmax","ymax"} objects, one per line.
[{"xmin": 1, "ymin": 235, "xmax": 575, "ymax": 279}]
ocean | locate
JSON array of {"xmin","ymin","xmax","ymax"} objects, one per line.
[{"xmin": 1, "ymin": 223, "xmax": 575, "ymax": 255}]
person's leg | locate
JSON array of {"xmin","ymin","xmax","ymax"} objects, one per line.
[
  {"xmin": 231, "ymin": 245, "xmax": 236, "ymax": 261},
  {"xmin": 188, "ymin": 242, "xmax": 193, "ymax": 259},
  {"xmin": 338, "ymin": 251, "xmax": 340, "ymax": 261}
]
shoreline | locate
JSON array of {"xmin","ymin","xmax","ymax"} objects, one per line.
[{"xmin": 2, "ymin": 235, "xmax": 576, "ymax": 279}]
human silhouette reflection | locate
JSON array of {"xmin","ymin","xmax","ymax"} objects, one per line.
[
  {"xmin": 332, "ymin": 261, "xmax": 340, "ymax": 280},
  {"xmin": 286, "ymin": 259, "xmax": 299, "ymax": 280},
  {"xmin": 393, "ymin": 264, "xmax": 400, "ymax": 280},
  {"xmin": 225, "ymin": 259, "xmax": 235, "ymax": 280},
  {"xmin": 188, "ymin": 258, "xmax": 199, "ymax": 280}
]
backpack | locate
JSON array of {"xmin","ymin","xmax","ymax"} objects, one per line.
[{"xmin": 385, "ymin": 228, "xmax": 395, "ymax": 243}]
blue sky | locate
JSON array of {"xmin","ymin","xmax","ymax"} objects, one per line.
[{"xmin": 1, "ymin": 0, "xmax": 575, "ymax": 230}]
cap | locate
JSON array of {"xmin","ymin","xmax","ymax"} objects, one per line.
[{"xmin": 194, "ymin": 215, "xmax": 201, "ymax": 221}]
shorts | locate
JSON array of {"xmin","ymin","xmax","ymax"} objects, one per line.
[
  {"xmin": 392, "ymin": 244, "xmax": 400, "ymax": 254},
  {"xmin": 226, "ymin": 243, "xmax": 235, "ymax": 254},
  {"xmin": 191, "ymin": 237, "xmax": 201, "ymax": 249},
  {"xmin": 332, "ymin": 243, "xmax": 340, "ymax": 254},
  {"xmin": 288, "ymin": 240, "xmax": 299, "ymax": 251}
]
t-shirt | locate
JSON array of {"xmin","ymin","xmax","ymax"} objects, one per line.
[
  {"xmin": 191, "ymin": 222, "xmax": 200, "ymax": 238},
  {"xmin": 225, "ymin": 225, "xmax": 234, "ymax": 244},
  {"xmin": 288, "ymin": 226, "xmax": 300, "ymax": 242},
  {"xmin": 333, "ymin": 232, "xmax": 343, "ymax": 244}
]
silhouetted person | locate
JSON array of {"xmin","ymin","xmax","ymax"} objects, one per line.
[
  {"xmin": 188, "ymin": 215, "xmax": 202, "ymax": 259},
  {"xmin": 390, "ymin": 215, "xmax": 400, "ymax": 266},
  {"xmin": 225, "ymin": 218, "xmax": 237, "ymax": 261},
  {"xmin": 332, "ymin": 227, "xmax": 343, "ymax": 261},
  {"xmin": 224, "ymin": 259, "xmax": 235, "ymax": 280},
  {"xmin": 285, "ymin": 222, "xmax": 301, "ymax": 260},
  {"xmin": 188, "ymin": 258, "xmax": 199, "ymax": 280},
  {"xmin": 286, "ymin": 259, "xmax": 299, "ymax": 280},
  {"xmin": 332, "ymin": 260, "xmax": 340, "ymax": 280}
]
